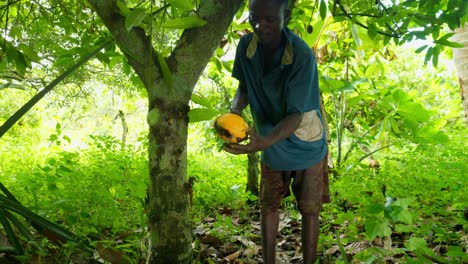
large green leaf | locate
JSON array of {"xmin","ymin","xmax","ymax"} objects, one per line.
[
  {"xmin": 191, "ymin": 93, "xmax": 213, "ymax": 108},
  {"xmin": 116, "ymin": 0, "xmax": 131, "ymax": 16},
  {"xmin": 125, "ymin": 8, "xmax": 147, "ymax": 31},
  {"xmin": 319, "ymin": 0, "xmax": 327, "ymax": 20},
  {"xmin": 167, "ymin": 0, "xmax": 194, "ymax": 11},
  {"xmin": 188, "ymin": 108, "xmax": 219, "ymax": 122},
  {"xmin": 319, "ymin": 76, "xmax": 345, "ymax": 93},
  {"xmin": 398, "ymin": 101, "xmax": 431, "ymax": 122},
  {"xmin": 162, "ymin": 16, "xmax": 207, "ymax": 29},
  {"xmin": 404, "ymin": 237, "xmax": 431, "ymax": 254},
  {"xmin": 365, "ymin": 217, "xmax": 391, "ymax": 240},
  {"xmin": 413, "ymin": 125, "xmax": 449, "ymax": 144}
]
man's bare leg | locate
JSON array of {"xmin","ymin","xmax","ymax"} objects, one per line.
[
  {"xmin": 301, "ymin": 213, "xmax": 320, "ymax": 264},
  {"xmin": 261, "ymin": 210, "xmax": 279, "ymax": 264}
]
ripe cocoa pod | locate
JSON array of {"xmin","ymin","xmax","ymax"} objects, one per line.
[{"xmin": 214, "ymin": 113, "xmax": 249, "ymax": 144}]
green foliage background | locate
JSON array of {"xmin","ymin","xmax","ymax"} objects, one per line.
[
  {"xmin": 0, "ymin": 0, "xmax": 467, "ymax": 262},
  {"xmin": 1, "ymin": 41, "xmax": 466, "ymax": 262}
]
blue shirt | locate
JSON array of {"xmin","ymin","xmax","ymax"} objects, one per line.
[{"xmin": 232, "ymin": 28, "xmax": 327, "ymax": 171}]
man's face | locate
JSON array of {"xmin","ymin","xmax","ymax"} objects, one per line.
[{"xmin": 248, "ymin": 0, "xmax": 288, "ymax": 45}]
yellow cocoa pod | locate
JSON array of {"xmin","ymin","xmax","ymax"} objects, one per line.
[{"xmin": 214, "ymin": 113, "xmax": 249, "ymax": 144}]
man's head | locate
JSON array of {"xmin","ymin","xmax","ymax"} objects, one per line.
[{"xmin": 248, "ymin": 0, "xmax": 290, "ymax": 47}]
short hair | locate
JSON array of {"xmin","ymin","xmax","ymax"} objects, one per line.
[
  {"xmin": 250, "ymin": 0, "xmax": 290, "ymax": 8},
  {"xmin": 273, "ymin": 0, "xmax": 290, "ymax": 8}
]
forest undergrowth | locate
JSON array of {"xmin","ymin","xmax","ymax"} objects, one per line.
[{"xmin": 0, "ymin": 127, "xmax": 466, "ymax": 263}]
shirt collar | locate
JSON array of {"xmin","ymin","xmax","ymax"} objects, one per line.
[{"xmin": 246, "ymin": 28, "xmax": 294, "ymax": 65}]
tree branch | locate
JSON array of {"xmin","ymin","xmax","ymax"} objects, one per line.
[
  {"xmin": 87, "ymin": 0, "xmax": 160, "ymax": 92},
  {"xmin": 333, "ymin": 0, "xmax": 400, "ymax": 38}
]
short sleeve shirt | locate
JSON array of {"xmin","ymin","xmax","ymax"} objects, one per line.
[{"xmin": 232, "ymin": 28, "xmax": 327, "ymax": 171}]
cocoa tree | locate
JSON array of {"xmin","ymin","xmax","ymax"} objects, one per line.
[{"xmin": 85, "ymin": 1, "xmax": 243, "ymax": 262}]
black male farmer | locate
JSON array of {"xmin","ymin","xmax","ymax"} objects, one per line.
[{"xmin": 224, "ymin": 0, "xmax": 329, "ymax": 263}]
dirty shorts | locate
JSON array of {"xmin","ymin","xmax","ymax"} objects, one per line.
[{"xmin": 260, "ymin": 154, "xmax": 330, "ymax": 216}]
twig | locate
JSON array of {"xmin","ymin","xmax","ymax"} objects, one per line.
[
  {"xmin": 358, "ymin": 144, "xmax": 393, "ymax": 162},
  {"xmin": 333, "ymin": 0, "xmax": 400, "ymax": 38}
]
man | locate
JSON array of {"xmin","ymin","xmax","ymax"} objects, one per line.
[{"xmin": 223, "ymin": 0, "xmax": 329, "ymax": 263}]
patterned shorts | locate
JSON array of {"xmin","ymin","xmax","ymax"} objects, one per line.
[{"xmin": 260, "ymin": 154, "xmax": 330, "ymax": 216}]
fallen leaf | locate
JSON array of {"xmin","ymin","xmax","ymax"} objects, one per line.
[{"xmin": 224, "ymin": 250, "xmax": 241, "ymax": 262}]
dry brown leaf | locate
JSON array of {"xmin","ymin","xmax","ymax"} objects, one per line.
[
  {"xmin": 326, "ymin": 244, "xmax": 339, "ymax": 255},
  {"xmin": 96, "ymin": 243, "xmax": 132, "ymax": 264},
  {"xmin": 345, "ymin": 241, "xmax": 370, "ymax": 254},
  {"xmin": 224, "ymin": 250, "xmax": 241, "ymax": 262},
  {"xmin": 200, "ymin": 234, "xmax": 222, "ymax": 246},
  {"xmin": 193, "ymin": 224, "xmax": 208, "ymax": 236},
  {"xmin": 243, "ymin": 244, "xmax": 261, "ymax": 255},
  {"xmin": 206, "ymin": 246, "xmax": 219, "ymax": 256}
]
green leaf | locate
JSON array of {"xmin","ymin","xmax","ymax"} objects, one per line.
[
  {"xmin": 63, "ymin": 135, "xmax": 71, "ymax": 144},
  {"xmin": 396, "ymin": 210, "xmax": 413, "ymax": 224},
  {"xmin": 56, "ymin": 123, "xmax": 62, "ymax": 134},
  {"xmin": 125, "ymin": 8, "xmax": 147, "ymax": 31},
  {"xmin": 404, "ymin": 237, "xmax": 430, "ymax": 254},
  {"xmin": 431, "ymin": 46, "xmax": 440, "ymax": 67},
  {"xmin": 0, "ymin": 209, "xmax": 24, "ymax": 255},
  {"xmin": 351, "ymin": 24, "xmax": 362, "ymax": 47},
  {"xmin": 367, "ymin": 23, "xmax": 378, "ymax": 40},
  {"xmin": 305, "ymin": 19, "xmax": 324, "ymax": 46},
  {"xmin": 393, "ymin": 197, "xmax": 416, "ymax": 208},
  {"xmin": 167, "ymin": 0, "xmax": 194, "ymax": 10},
  {"xmin": 319, "ymin": 0, "xmax": 327, "ymax": 20},
  {"xmin": 191, "ymin": 93, "xmax": 213, "ymax": 108},
  {"xmin": 365, "ymin": 217, "xmax": 391, "ymax": 240},
  {"xmin": 414, "ymin": 125, "xmax": 449, "ymax": 144},
  {"xmin": 53, "ymin": 54, "xmax": 74, "ymax": 68},
  {"xmin": 156, "ymin": 52, "xmax": 173, "ymax": 93},
  {"xmin": 116, "ymin": 0, "xmax": 131, "ymax": 16},
  {"xmin": 435, "ymin": 40, "xmax": 464, "ymax": 48},
  {"xmin": 49, "ymin": 134, "xmax": 59, "ymax": 142},
  {"xmin": 162, "ymin": 16, "xmax": 207, "ymax": 29},
  {"xmin": 319, "ymin": 76, "xmax": 346, "ymax": 93},
  {"xmin": 446, "ymin": 246, "xmax": 466, "ymax": 258},
  {"xmin": 188, "ymin": 108, "xmax": 220, "ymax": 122},
  {"xmin": 414, "ymin": 45, "xmax": 428, "ymax": 53},
  {"xmin": 398, "ymin": 102, "xmax": 430, "ymax": 122},
  {"xmin": 424, "ymin": 47, "xmax": 433, "ymax": 65},
  {"xmin": 366, "ymin": 204, "xmax": 385, "ymax": 215}
]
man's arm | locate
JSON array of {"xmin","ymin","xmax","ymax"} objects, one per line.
[{"xmin": 230, "ymin": 82, "xmax": 249, "ymax": 115}]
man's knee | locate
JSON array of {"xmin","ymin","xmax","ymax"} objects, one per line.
[
  {"xmin": 297, "ymin": 202, "xmax": 321, "ymax": 216},
  {"xmin": 260, "ymin": 199, "xmax": 280, "ymax": 215}
]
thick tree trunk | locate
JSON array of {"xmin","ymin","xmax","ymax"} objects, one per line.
[
  {"xmin": 87, "ymin": 1, "xmax": 243, "ymax": 262},
  {"xmin": 147, "ymin": 98, "xmax": 191, "ymax": 263},
  {"xmin": 452, "ymin": 24, "xmax": 468, "ymax": 126}
]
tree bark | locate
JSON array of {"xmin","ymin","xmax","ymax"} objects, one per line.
[
  {"xmin": 87, "ymin": 0, "xmax": 243, "ymax": 262},
  {"xmin": 452, "ymin": 24, "xmax": 468, "ymax": 126}
]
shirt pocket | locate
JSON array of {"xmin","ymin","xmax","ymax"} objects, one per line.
[{"xmin": 294, "ymin": 110, "xmax": 323, "ymax": 142}]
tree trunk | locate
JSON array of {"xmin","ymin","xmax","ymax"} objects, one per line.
[
  {"xmin": 246, "ymin": 152, "xmax": 259, "ymax": 197},
  {"xmin": 147, "ymin": 98, "xmax": 192, "ymax": 263},
  {"xmin": 452, "ymin": 24, "xmax": 468, "ymax": 126},
  {"xmin": 87, "ymin": 1, "xmax": 243, "ymax": 262}
]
